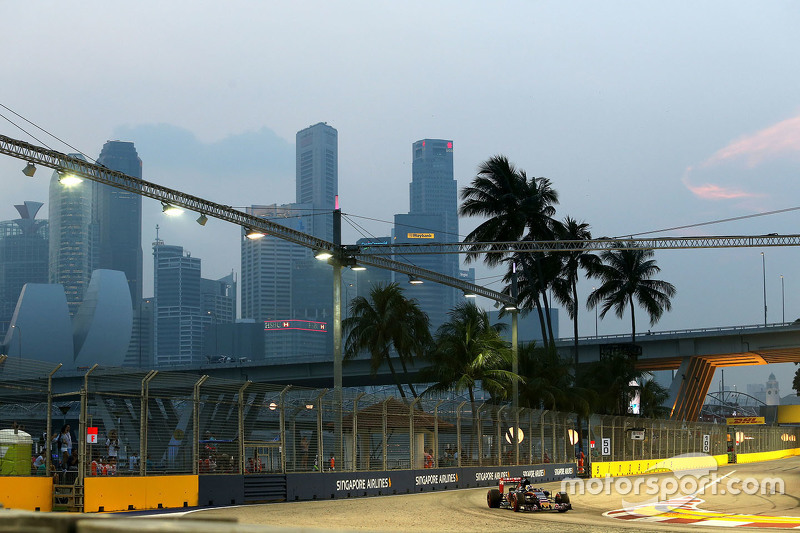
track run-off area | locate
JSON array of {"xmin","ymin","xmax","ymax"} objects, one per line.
[{"xmin": 189, "ymin": 457, "xmax": 800, "ymax": 532}]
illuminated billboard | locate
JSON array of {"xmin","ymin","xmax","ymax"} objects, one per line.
[
  {"xmin": 264, "ymin": 320, "xmax": 328, "ymax": 332},
  {"xmin": 407, "ymin": 232, "xmax": 434, "ymax": 239}
]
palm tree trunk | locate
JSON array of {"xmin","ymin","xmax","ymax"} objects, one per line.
[
  {"xmin": 533, "ymin": 296, "xmax": 549, "ymax": 350},
  {"xmin": 396, "ymin": 357, "xmax": 419, "ymax": 399},
  {"xmin": 571, "ymin": 281, "xmax": 580, "ymax": 372},
  {"xmin": 468, "ymin": 386, "xmax": 477, "ymax": 465},
  {"xmin": 541, "ymin": 287, "xmax": 556, "ymax": 347},
  {"xmin": 385, "ymin": 355, "xmax": 406, "ymax": 399},
  {"xmin": 532, "ymin": 256, "xmax": 556, "ymax": 347},
  {"xmin": 629, "ymin": 294, "xmax": 636, "ymax": 344}
]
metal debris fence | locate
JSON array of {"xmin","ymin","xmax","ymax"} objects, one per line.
[{"xmin": 1, "ymin": 356, "xmax": 798, "ymax": 482}]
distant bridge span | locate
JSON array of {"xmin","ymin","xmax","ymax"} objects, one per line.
[{"xmin": 558, "ymin": 322, "xmax": 800, "ymax": 420}]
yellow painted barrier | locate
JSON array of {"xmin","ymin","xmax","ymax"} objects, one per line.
[
  {"xmin": 735, "ymin": 447, "xmax": 800, "ymax": 464},
  {"xmin": 777, "ymin": 405, "xmax": 800, "ymax": 424},
  {"xmin": 591, "ymin": 454, "xmax": 728, "ymax": 478},
  {"xmin": 84, "ymin": 475, "xmax": 198, "ymax": 513},
  {"xmin": 0, "ymin": 476, "xmax": 53, "ymax": 511}
]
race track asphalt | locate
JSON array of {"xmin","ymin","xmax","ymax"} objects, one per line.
[{"xmin": 189, "ymin": 457, "xmax": 800, "ymax": 532}]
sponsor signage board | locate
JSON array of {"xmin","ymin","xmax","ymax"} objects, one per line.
[
  {"xmin": 726, "ymin": 417, "xmax": 766, "ymax": 425},
  {"xmin": 407, "ymin": 233, "xmax": 434, "ymax": 239}
]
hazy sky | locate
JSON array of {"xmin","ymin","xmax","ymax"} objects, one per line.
[{"xmin": 2, "ymin": 1, "xmax": 800, "ymax": 393}]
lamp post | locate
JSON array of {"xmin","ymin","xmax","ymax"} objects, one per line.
[
  {"xmin": 592, "ymin": 287, "xmax": 598, "ymax": 338},
  {"xmin": 781, "ymin": 275, "xmax": 785, "ymax": 323},
  {"xmin": 761, "ymin": 252, "xmax": 767, "ymax": 326},
  {"xmin": 10, "ymin": 324, "xmax": 21, "ymax": 359}
]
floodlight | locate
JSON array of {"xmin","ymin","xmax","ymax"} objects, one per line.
[
  {"xmin": 22, "ymin": 163, "xmax": 36, "ymax": 177},
  {"xmin": 246, "ymin": 228, "xmax": 266, "ymax": 239},
  {"xmin": 161, "ymin": 202, "xmax": 183, "ymax": 216}
]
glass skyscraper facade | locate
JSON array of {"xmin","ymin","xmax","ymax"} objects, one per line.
[
  {"xmin": 153, "ymin": 240, "xmax": 204, "ymax": 366},
  {"xmin": 296, "ymin": 122, "xmax": 337, "ymax": 241},
  {"xmin": 48, "ymin": 154, "xmax": 95, "ymax": 316},
  {"xmin": 0, "ymin": 201, "xmax": 49, "ymax": 336},
  {"xmin": 96, "ymin": 141, "xmax": 143, "ymax": 305},
  {"xmin": 394, "ymin": 139, "xmax": 461, "ymax": 331}
]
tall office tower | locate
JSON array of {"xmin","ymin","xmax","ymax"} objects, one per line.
[
  {"xmin": 201, "ymin": 273, "xmax": 236, "ymax": 325},
  {"xmin": 49, "ymin": 154, "xmax": 96, "ymax": 316},
  {"xmin": 394, "ymin": 139, "xmax": 460, "ymax": 331},
  {"xmin": 153, "ymin": 239, "xmax": 204, "ymax": 366},
  {"xmin": 296, "ymin": 122, "xmax": 337, "ymax": 241},
  {"xmin": 95, "ymin": 141, "xmax": 143, "ymax": 305},
  {"xmin": 410, "ymin": 139, "xmax": 458, "ymax": 240},
  {"xmin": 0, "ymin": 201, "xmax": 49, "ymax": 335},
  {"xmin": 240, "ymin": 204, "xmax": 331, "ymax": 359}
]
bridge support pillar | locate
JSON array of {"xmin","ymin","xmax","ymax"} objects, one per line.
[{"xmin": 668, "ymin": 356, "xmax": 715, "ymax": 421}]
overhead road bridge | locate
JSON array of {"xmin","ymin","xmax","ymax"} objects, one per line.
[{"xmin": 557, "ymin": 322, "xmax": 800, "ymax": 421}]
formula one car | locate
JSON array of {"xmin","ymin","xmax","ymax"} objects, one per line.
[{"xmin": 486, "ymin": 477, "xmax": 571, "ymax": 513}]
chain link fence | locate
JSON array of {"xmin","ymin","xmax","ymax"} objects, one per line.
[{"xmin": 2, "ymin": 356, "xmax": 800, "ymax": 481}]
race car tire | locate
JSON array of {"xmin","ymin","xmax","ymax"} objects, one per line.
[
  {"xmin": 511, "ymin": 493, "xmax": 521, "ymax": 512},
  {"xmin": 487, "ymin": 489, "xmax": 502, "ymax": 508},
  {"xmin": 555, "ymin": 491, "xmax": 570, "ymax": 512}
]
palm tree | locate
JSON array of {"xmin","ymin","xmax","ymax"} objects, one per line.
[
  {"xmin": 459, "ymin": 156, "xmax": 536, "ymax": 267},
  {"xmin": 420, "ymin": 302, "xmax": 516, "ymax": 405},
  {"xmin": 550, "ymin": 217, "xmax": 601, "ymax": 369},
  {"xmin": 639, "ymin": 378, "xmax": 670, "ymax": 418},
  {"xmin": 460, "ymin": 155, "xmax": 560, "ymax": 347},
  {"xmin": 343, "ymin": 282, "xmax": 431, "ymax": 399},
  {"xmin": 587, "ymin": 245, "xmax": 676, "ymax": 343},
  {"xmin": 517, "ymin": 342, "xmax": 592, "ymax": 417},
  {"xmin": 421, "ymin": 302, "xmax": 519, "ymax": 461},
  {"xmin": 504, "ymin": 251, "xmax": 562, "ymax": 348}
]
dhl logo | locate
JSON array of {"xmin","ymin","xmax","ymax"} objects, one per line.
[{"xmin": 726, "ymin": 416, "xmax": 765, "ymax": 425}]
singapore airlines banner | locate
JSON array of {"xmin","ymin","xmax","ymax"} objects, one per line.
[{"xmin": 286, "ymin": 462, "xmax": 576, "ymax": 501}]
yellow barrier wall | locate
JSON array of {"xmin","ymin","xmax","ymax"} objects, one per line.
[
  {"xmin": 591, "ymin": 454, "xmax": 728, "ymax": 478},
  {"xmin": 777, "ymin": 406, "xmax": 800, "ymax": 424},
  {"xmin": 84, "ymin": 475, "xmax": 198, "ymax": 513},
  {"xmin": 0, "ymin": 476, "xmax": 53, "ymax": 511},
  {"xmin": 735, "ymin": 448, "xmax": 800, "ymax": 464}
]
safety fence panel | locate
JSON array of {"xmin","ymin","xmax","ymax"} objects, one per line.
[{"xmin": 5, "ymin": 357, "xmax": 800, "ymax": 484}]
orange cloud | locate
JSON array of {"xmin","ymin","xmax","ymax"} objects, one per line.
[
  {"xmin": 701, "ymin": 114, "xmax": 800, "ymax": 168},
  {"xmin": 683, "ymin": 181, "xmax": 757, "ymax": 200},
  {"xmin": 684, "ymin": 113, "xmax": 800, "ymax": 200}
]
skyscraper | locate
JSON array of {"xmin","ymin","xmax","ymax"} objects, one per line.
[
  {"xmin": 95, "ymin": 141, "xmax": 143, "ymax": 305},
  {"xmin": 0, "ymin": 201, "xmax": 49, "ymax": 335},
  {"xmin": 240, "ymin": 122, "xmax": 338, "ymax": 360},
  {"xmin": 240, "ymin": 204, "xmax": 332, "ymax": 359},
  {"xmin": 153, "ymin": 239, "xmax": 203, "ymax": 366},
  {"xmin": 49, "ymin": 154, "xmax": 95, "ymax": 316},
  {"xmin": 394, "ymin": 139, "xmax": 460, "ymax": 330},
  {"xmin": 296, "ymin": 122, "xmax": 337, "ymax": 241},
  {"xmin": 410, "ymin": 139, "xmax": 458, "ymax": 240}
]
